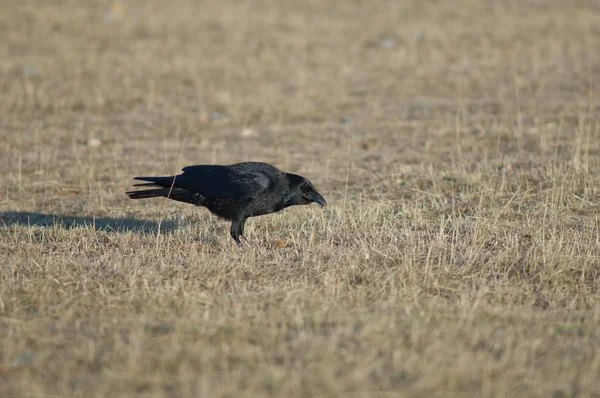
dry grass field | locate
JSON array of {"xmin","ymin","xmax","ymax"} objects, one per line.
[{"xmin": 2, "ymin": 0, "xmax": 600, "ymax": 396}]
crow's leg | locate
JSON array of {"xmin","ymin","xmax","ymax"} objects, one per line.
[
  {"xmin": 239, "ymin": 218, "xmax": 256, "ymax": 245},
  {"xmin": 230, "ymin": 219, "xmax": 243, "ymax": 246},
  {"xmin": 239, "ymin": 218, "xmax": 247, "ymax": 239}
]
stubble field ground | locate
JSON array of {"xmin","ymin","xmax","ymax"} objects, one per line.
[{"xmin": 1, "ymin": 0, "xmax": 600, "ymax": 396}]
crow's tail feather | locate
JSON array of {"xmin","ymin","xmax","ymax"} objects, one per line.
[
  {"xmin": 133, "ymin": 176, "xmax": 177, "ymax": 187},
  {"xmin": 126, "ymin": 187, "xmax": 203, "ymax": 205},
  {"xmin": 126, "ymin": 188, "xmax": 171, "ymax": 200}
]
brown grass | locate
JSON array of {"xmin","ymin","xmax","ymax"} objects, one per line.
[{"xmin": 2, "ymin": 0, "xmax": 600, "ymax": 396}]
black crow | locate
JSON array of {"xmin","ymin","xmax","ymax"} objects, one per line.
[{"xmin": 126, "ymin": 162, "xmax": 326, "ymax": 244}]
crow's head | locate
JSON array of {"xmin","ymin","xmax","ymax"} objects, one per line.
[{"xmin": 285, "ymin": 174, "xmax": 327, "ymax": 207}]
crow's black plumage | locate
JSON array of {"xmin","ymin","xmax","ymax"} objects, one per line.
[{"xmin": 126, "ymin": 162, "xmax": 326, "ymax": 244}]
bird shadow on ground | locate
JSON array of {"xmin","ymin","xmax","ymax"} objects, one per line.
[{"xmin": 0, "ymin": 211, "xmax": 181, "ymax": 235}]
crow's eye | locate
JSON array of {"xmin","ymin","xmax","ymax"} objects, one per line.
[{"xmin": 301, "ymin": 183, "xmax": 310, "ymax": 192}]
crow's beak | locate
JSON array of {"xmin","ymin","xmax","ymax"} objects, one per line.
[{"xmin": 307, "ymin": 191, "xmax": 327, "ymax": 207}]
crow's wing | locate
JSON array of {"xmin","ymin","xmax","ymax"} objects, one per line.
[{"xmin": 175, "ymin": 164, "xmax": 274, "ymax": 199}]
